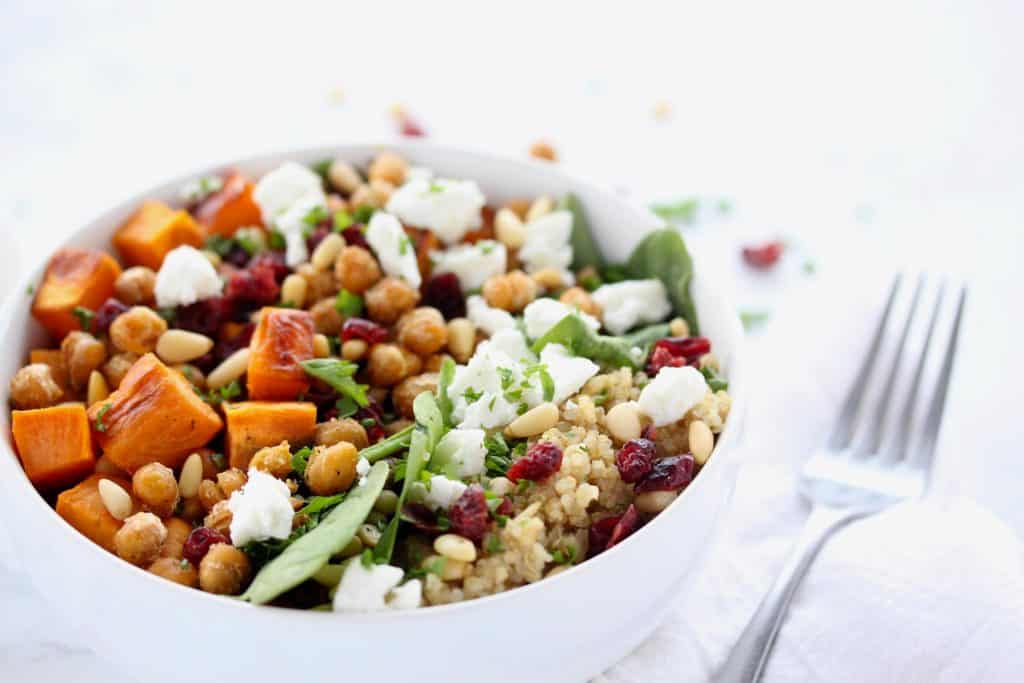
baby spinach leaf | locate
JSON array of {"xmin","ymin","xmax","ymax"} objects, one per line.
[
  {"xmin": 625, "ymin": 229, "xmax": 699, "ymax": 334},
  {"xmin": 240, "ymin": 461, "xmax": 389, "ymax": 605},
  {"xmin": 360, "ymin": 424, "xmax": 414, "ymax": 463},
  {"xmin": 531, "ymin": 314, "xmax": 639, "ymax": 369},
  {"xmin": 300, "ymin": 358, "xmax": 369, "ymax": 407},
  {"xmin": 437, "ymin": 356, "xmax": 456, "ymax": 427},
  {"xmin": 623, "ymin": 322, "xmax": 670, "ymax": 349},
  {"xmin": 558, "ymin": 193, "xmax": 605, "ymax": 271}
]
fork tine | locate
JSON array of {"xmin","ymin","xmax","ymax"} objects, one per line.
[{"xmin": 827, "ymin": 275, "xmax": 902, "ymax": 449}]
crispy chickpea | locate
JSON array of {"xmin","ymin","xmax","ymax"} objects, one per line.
[
  {"xmin": 393, "ymin": 373, "xmax": 439, "ymax": 419},
  {"xmin": 341, "ymin": 339, "xmax": 368, "ymax": 361},
  {"xmin": 173, "ymin": 363, "xmax": 206, "ymax": 391},
  {"xmin": 203, "ymin": 500, "xmax": 233, "ymax": 537},
  {"xmin": 368, "ymin": 151, "xmax": 408, "ymax": 186},
  {"xmin": 109, "ymin": 306, "xmax": 167, "ymax": 354},
  {"xmin": 114, "ymin": 266, "xmax": 157, "ymax": 305},
  {"xmin": 559, "ymin": 286, "xmax": 602, "ymax": 317},
  {"xmin": 160, "ymin": 517, "xmax": 192, "ymax": 559},
  {"xmin": 305, "ymin": 442, "xmax": 359, "ymax": 496},
  {"xmin": 148, "ymin": 557, "xmax": 199, "ymax": 588},
  {"xmin": 9, "ymin": 364, "xmax": 63, "ymax": 409},
  {"xmin": 216, "ymin": 468, "xmax": 247, "ymax": 497},
  {"xmin": 102, "ymin": 352, "xmax": 139, "ymax": 389},
  {"xmin": 397, "ymin": 307, "xmax": 448, "ymax": 355},
  {"xmin": 335, "ymin": 246, "xmax": 382, "ymax": 294},
  {"xmin": 198, "ymin": 479, "xmax": 226, "ymax": 512},
  {"xmin": 482, "ymin": 270, "xmax": 538, "ymax": 312},
  {"xmin": 132, "ymin": 462, "xmax": 180, "ymax": 518},
  {"xmin": 365, "ymin": 277, "xmax": 420, "ymax": 325},
  {"xmin": 400, "ymin": 347, "xmax": 423, "ymax": 377},
  {"xmin": 250, "ymin": 442, "xmax": 293, "ymax": 478},
  {"xmin": 296, "ymin": 263, "xmax": 338, "ymax": 304},
  {"xmin": 61, "ymin": 331, "xmax": 108, "ymax": 391},
  {"xmin": 367, "ymin": 343, "xmax": 407, "ymax": 387},
  {"xmin": 309, "ymin": 297, "xmax": 343, "ymax": 335},
  {"xmin": 114, "ymin": 512, "xmax": 167, "ymax": 567},
  {"xmin": 198, "ymin": 543, "xmax": 251, "ymax": 595},
  {"xmin": 315, "ymin": 418, "xmax": 369, "ymax": 449}
]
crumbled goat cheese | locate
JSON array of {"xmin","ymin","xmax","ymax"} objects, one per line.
[
  {"xmin": 447, "ymin": 332, "xmax": 544, "ymax": 430},
  {"xmin": 431, "ymin": 240, "xmax": 507, "ymax": 292},
  {"xmin": 637, "ymin": 365, "xmax": 709, "ymax": 426},
  {"xmin": 385, "ymin": 178, "xmax": 486, "ymax": 245},
  {"xmin": 154, "ymin": 245, "xmax": 224, "ymax": 308},
  {"xmin": 466, "ymin": 295, "xmax": 516, "ymax": 336},
  {"xmin": 518, "ymin": 210, "xmax": 574, "ymax": 279},
  {"xmin": 252, "ymin": 161, "xmax": 327, "ymax": 266},
  {"xmin": 539, "ymin": 343, "xmax": 600, "ymax": 404},
  {"xmin": 523, "ymin": 298, "xmax": 600, "ymax": 340},
  {"xmin": 227, "ymin": 469, "xmax": 295, "ymax": 547},
  {"xmin": 423, "ymin": 474, "xmax": 469, "ymax": 511},
  {"xmin": 333, "ymin": 560, "xmax": 421, "ymax": 611},
  {"xmin": 365, "ymin": 211, "xmax": 422, "ymax": 288},
  {"xmin": 434, "ymin": 428, "xmax": 487, "ymax": 477},
  {"xmin": 592, "ymin": 279, "xmax": 673, "ymax": 335}
]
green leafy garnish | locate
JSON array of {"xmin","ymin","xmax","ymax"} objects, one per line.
[
  {"xmin": 334, "ymin": 396, "xmax": 359, "ymax": 419},
  {"xmin": 334, "ymin": 289, "xmax": 364, "ymax": 317},
  {"xmin": 93, "ymin": 404, "xmax": 112, "ymax": 432},
  {"xmin": 463, "ymin": 388, "xmax": 483, "ymax": 404},
  {"xmin": 72, "ymin": 306, "xmax": 95, "ymax": 333},
  {"xmin": 359, "ymin": 425, "xmax": 414, "ymax": 463},
  {"xmin": 236, "ymin": 233, "xmax": 262, "ymax": 256},
  {"xmin": 204, "ymin": 234, "xmax": 236, "ymax": 257},
  {"xmin": 531, "ymin": 314, "xmax": 639, "ymax": 369},
  {"xmin": 332, "ymin": 210, "xmax": 354, "ymax": 232},
  {"xmin": 601, "ymin": 263, "xmax": 629, "ymax": 284},
  {"xmin": 524, "ymin": 363, "xmax": 554, "ymax": 402},
  {"xmin": 483, "ymin": 432, "xmax": 514, "ymax": 476},
  {"xmin": 436, "ymin": 356, "xmax": 456, "ymax": 427},
  {"xmin": 650, "ymin": 198, "xmax": 699, "ymax": 224},
  {"xmin": 625, "ymin": 229, "xmax": 699, "ymax": 334},
  {"xmin": 311, "ymin": 158, "xmax": 332, "ymax": 182},
  {"xmin": 157, "ymin": 307, "xmax": 177, "ymax": 323},
  {"xmin": 700, "ymin": 365, "xmax": 729, "ymax": 392},
  {"xmin": 551, "ymin": 545, "xmax": 578, "ymax": 565},
  {"xmin": 484, "ymin": 533, "xmax": 505, "ymax": 555},
  {"xmin": 397, "ymin": 234, "xmax": 412, "ymax": 256},
  {"xmin": 579, "ymin": 272, "xmax": 602, "ymax": 292},
  {"xmin": 291, "ymin": 446, "xmax": 313, "ymax": 476},
  {"xmin": 558, "ymin": 193, "xmax": 605, "ymax": 271},
  {"xmin": 303, "ymin": 205, "xmax": 329, "ymax": 228},
  {"xmin": 268, "ymin": 230, "xmax": 286, "ymax": 250},
  {"xmin": 352, "ymin": 205, "xmax": 375, "ymax": 224},
  {"xmin": 300, "ymin": 359, "xmax": 368, "ymax": 407},
  {"xmin": 196, "ymin": 379, "xmax": 242, "ymax": 406}
]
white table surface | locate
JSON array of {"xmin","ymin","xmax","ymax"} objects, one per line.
[{"xmin": 2, "ymin": 1, "xmax": 1023, "ymax": 680}]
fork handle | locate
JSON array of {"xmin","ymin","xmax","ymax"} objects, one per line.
[{"xmin": 715, "ymin": 504, "xmax": 868, "ymax": 683}]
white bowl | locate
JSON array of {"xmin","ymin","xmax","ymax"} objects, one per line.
[{"xmin": 0, "ymin": 143, "xmax": 745, "ymax": 683}]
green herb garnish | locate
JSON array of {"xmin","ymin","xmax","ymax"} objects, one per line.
[
  {"xmin": 72, "ymin": 306, "xmax": 95, "ymax": 333},
  {"xmin": 334, "ymin": 289, "xmax": 364, "ymax": 317},
  {"xmin": 352, "ymin": 205, "xmax": 375, "ymax": 224},
  {"xmin": 332, "ymin": 210, "xmax": 354, "ymax": 232},
  {"xmin": 551, "ymin": 545, "xmax": 577, "ymax": 565},
  {"xmin": 291, "ymin": 446, "xmax": 313, "ymax": 476},
  {"xmin": 300, "ymin": 358, "xmax": 368, "ymax": 408},
  {"xmin": 700, "ymin": 365, "xmax": 729, "ymax": 392},
  {"xmin": 650, "ymin": 198, "xmax": 699, "ymax": 224},
  {"xmin": 93, "ymin": 404, "xmax": 112, "ymax": 432},
  {"xmin": 268, "ymin": 230, "xmax": 286, "ymax": 250}
]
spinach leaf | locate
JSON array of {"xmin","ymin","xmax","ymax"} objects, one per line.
[
  {"xmin": 623, "ymin": 323, "xmax": 670, "ymax": 349},
  {"xmin": 530, "ymin": 314, "xmax": 639, "ymax": 369},
  {"xmin": 360, "ymin": 424, "xmax": 414, "ymax": 463},
  {"xmin": 625, "ymin": 229, "xmax": 699, "ymax": 334},
  {"xmin": 239, "ymin": 461, "xmax": 388, "ymax": 605},
  {"xmin": 558, "ymin": 193, "xmax": 605, "ymax": 271},
  {"xmin": 300, "ymin": 359, "xmax": 368, "ymax": 407},
  {"xmin": 436, "ymin": 356, "xmax": 456, "ymax": 427}
]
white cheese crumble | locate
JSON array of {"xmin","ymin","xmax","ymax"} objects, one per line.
[
  {"xmin": 423, "ymin": 474, "xmax": 469, "ymax": 510},
  {"xmin": 385, "ymin": 178, "xmax": 486, "ymax": 245},
  {"xmin": 154, "ymin": 245, "xmax": 224, "ymax": 308},
  {"xmin": 637, "ymin": 365, "xmax": 709, "ymax": 426},
  {"xmin": 434, "ymin": 428, "xmax": 487, "ymax": 478},
  {"xmin": 252, "ymin": 161, "xmax": 327, "ymax": 267},
  {"xmin": 227, "ymin": 469, "xmax": 295, "ymax": 547},
  {"xmin": 365, "ymin": 211, "xmax": 422, "ymax": 288},
  {"xmin": 518, "ymin": 210, "xmax": 574, "ymax": 280},
  {"xmin": 430, "ymin": 240, "xmax": 507, "ymax": 292},
  {"xmin": 592, "ymin": 279, "xmax": 673, "ymax": 335},
  {"xmin": 539, "ymin": 343, "xmax": 600, "ymax": 404},
  {"xmin": 522, "ymin": 298, "xmax": 600, "ymax": 340},
  {"xmin": 355, "ymin": 457, "xmax": 371, "ymax": 487},
  {"xmin": 333, "ymin": 560, "xmax": 422, "ymax": 612},
  {"xmin": 466, "ymin": 295, "xmax": 516, "ymax": 336}
]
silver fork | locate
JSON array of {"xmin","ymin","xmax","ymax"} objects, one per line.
[{"xmin": 716, "ymin": 275, "xmax": 967, "ymax": 683}]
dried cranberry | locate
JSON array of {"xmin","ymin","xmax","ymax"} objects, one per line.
[
  {"xmin": 306, "ymin": 226, "xmax": 330, "ymax": 253},
  {"xmin": 175, "ymin": 296, "xmax": 234, "ymax": 337},
  {"xmin": 225, "ymin": 261, "xmax": 280, "ymax": 306},
  {"xmin": 588, "ymin": 515, "xmax": 620, "ymax": 557},
  {"xmin": 495, "ymin": 497, "xmax": 514, "ymax": 517},
  {"xmin": 94, "ymin": 298, "xmax": 129, "ymax": 333},
  {"xmin": 635, "ymin": 454, "xmax": 696, "ymax": 493},
  {"xmin": 506, "ymin": 442, "xmax": 563, "ymax": 483},
  {"xmin": 246, "ymin": 252, "xmax": 289, "ymax": 284},
  {"xmin": 615, "ymin": 438, "xmax": 657, "ymax": 483},
  {"xmin": 742, "ymin": 241, "xmax": 784, "ymax": 269},
  {"xmin": 353, "ymin": 403, "xmax": 387, "ymax": 443},
  {"xmin": 341, "ymin": 226, "xmax": 370, "ymax": 251},
  {"xmin": 224, "ymin": 245, "xmax": 251, "ymax": 268},
  {"xmin": 341, "ymin": 317, "xmax": 389, "ymax": 344},
  {"xmin": 183, "ymin": 527, "xmax": 228, "ymax": 565},
  {"xmin": 421, "ymin": 272, "xmax": 466, "ymax": 320},
  {"xmin": 402, "ymin": 503, "xmax": 448, "ymax": 534},
  {"xmin": 646, "ymin": 346, "xmax": 687, "ymax": 376},
  {"xmin": 397, "ymin": 114, "xmax": 426, "ymax": 138},
  {"xmin": 606, "ymin": 504, "xmax": 640, "ymax": 549},
  {"xmin": 449, "ymin": 485, "xmax": 489, "ymax": 541},
  {"xmin": 655, "ymin": 336, "xmax": 711, "ymax": 360}
]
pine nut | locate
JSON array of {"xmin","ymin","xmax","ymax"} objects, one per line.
[
  {"xmin": 605, "ymin": 401, "xmax": 642, "ymax": 443},
  {"xmin": 634, "ymin": 489, "xmax": 679, "ymax": 514},
  {"xmin": 531, "ymin": 267, "xmax": 566, "ymax": 291},
  {"xmin": 201, "ymin": 250, "xmax": 222, "ymax": 269},
  {"xmin": 156, "ymin": 330, "xmax": 215, "ymax": 364},
  {"xmin": 178, "ymin": 453, "xmax": 203, "ymax": 499},
  {"xmin": 434, "ymin": 556, "xmax": 467, "ymax": 581},
  {"xmin": 357, "ymin": 523, "xmax": 381, "ymax": 547},
  {"xmin": 526, "ymin": 195, "xmax": 554, "ymax": 222},
  {"xmin": 669, "ymin": 317, "xmax": 690, "ymax": 337},
  {"xmin": 328, "ymin": 159, "xmax": 363, "ymax": 195},
  {"xmin": 207, "ymin": 348, "xmax": 251, "ymax": 390},
  {"xmin": 689, "ymin": 420, "xmax": 714, "ymax": 465},
  {"xmin": 313, "ymin": 333, "xmax": 331, "ymax": 358},
  {"xmin": 506, "ymin": 402, "xmax": 559, "ymax": 438},
  {"xmin": 434, "ymin": 533, "xmax": 477, "ymax": 562},
  {"xmin": 489, "ymin": 476, "xmax": 513, "ymax": 496},
  {"xmin": 494, "ymin": 208, "xmax": 526, "ymax": 249},
  {"xmin": 86, "ymin": 370, "xmax": 109, "ymax": 407},
  {"xmin": 341, "ymin": 339, "xmax": 368, "ymax": 361},
  {"xmin": 373, "ymin": 489, "xmax": 399, "ymax": 514},
  {"xmin": 311, "ymin": 233, "xmax": 345, "ymax": 272},
  {"xmin": 446, "ymin": 318, "xmax": 476, "ymax": 363},
  {"xmin": 281, "ymin": 274, "xmax": 308, "ymax": 308},
  {"xmin": 98, "ymin": 478, "xmax": 133, "ymax": 520}
]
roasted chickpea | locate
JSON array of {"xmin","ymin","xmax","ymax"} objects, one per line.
[
  {"xmin": 148, "ymin": 557, "xmax": 199, "ymax": 588},
  {"xmin": 109, "ymin": 306, "xmax": 167, "ymax": 354},
  {"xmin": 9, "ymin": 364, "xmax": 63, "ymax": 409},
  {"xmin": 132, "ymin": 462, "xmax": 180, "ymax": 518},
  {"xmin": 296, "ymin": 263, "xmax": 338, "ymax": 304},
  {"xmin": 160, "ymin": 517, "xmax": 192, "ymax": 559},
  {"xmin": 114, "ymin": 512, "xmax": 167, "ymax": 566},
  {"xmin": 423, "ymin": 353, "xmax": 454, "ymax": 373},
  {"xmin": 305, "ymin": 442, "xmax": 359, "ymax": 496},
  {"xmin": 368, "ymin": 151, "xmax": 408, "ymax": 186},
  {"xmin": 341, "ymin": 339, "xmax": 368, "ymax": 361},
  {"xmin": 249, "ymin": 442, "xmax": 293, "ymax": 478},
  {"xmin": 393, "ymin": 373, "xmax": 439, "ymax": 419},
  {"xmin": 102, "ymin": 352, "xmax": 139, "ymax": 389},
  {"xmin": 216, "ymin": 468, "xmax": 247, "ymax": 497},
  {"xmin": 399, "ymin": 347, "xmax": 423, "ymax": 377},
  {"xmin": 367, "ymin": 343, "xmax": 407, "ymax": 387},
  {"xmin": 365, "ymin": 277, "xmax": 420, "ymax": 325},
  {"xmin": 198, "ymin": 543, "xmax": 251, "ymax": 595},
  {"xmin": 61, "ymin": 331, "xmax": 108, "ymax": 391},
  {"xmin": 559, "ymin": 287, "xmax": 602, "ymax": 317},
  {"xmin": 315, "ymin": 418, "xmax": 369, "ymax": 449},
  {"xmin": 309, "ymin": 297, "xmax": 343, "ymax": 335},
  {"xmin": 482, "ymin": 270, "xmax": 538, "ymax": 312},
  {"xmin": 335, "ymin": 246, "xmax": 382, "ymax": 294},
  {"xmin": 397, "ymin": 307, "xmax": 448, "ymax": 355},
  {"xmin": 203, "ymin": 500, "xmax": 233, "ymax": 537},
  {"xmin": 114, "ymin": 266, "xmax": 157, "ymax": 305},
  {"xmin": 198, "ymin": 479, "xmax": 226, "ymax": 512}
]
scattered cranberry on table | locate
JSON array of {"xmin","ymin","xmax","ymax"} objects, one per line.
[{"xmin": 742, "ymin": 240, "xmax": 784, "ymax": 269}]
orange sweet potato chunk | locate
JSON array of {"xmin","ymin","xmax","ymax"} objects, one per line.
[
  {"xmin": 247, "ymin": 307, "xmax": 315, "ymax": 401},
  {"xmin": 56, "ymin": 474, "xmax": 132, "ymax": 553},
  {"xmin": 12, "ymin": 404, "xmax": 96, "ymax": 490},
  {"xmin": 87, "ymin": 353, "xmax": 223, "ymax": 473},
  {"xmin": 113, "ymin": 200, "xmax": 205, "ymax": 270},
  {"xmin": 224, "ymin": 401, "xmax": 316, "ymax": 470},
  {"xmin": 195, "ymin": 171, "xmax": 263, "ymax": 236},
  {"xmin": 31, "ymin": 247, "xmax": 122, "ymax": 340}
]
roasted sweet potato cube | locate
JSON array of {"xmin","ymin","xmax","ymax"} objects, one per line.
[
  {"xmin": 247, "ymin": 307, "xmax": 315, "ymax": 401},
  {"xmin": 224, "ymin": 401, "xmax": 316, "ymax": 470},
  {"xmin": 113, "ymin": 200, "xmax": 205, "ymax": 269},
  {"xmin": 195, "ymin": 171, "xmax": 263, "ymax": 236},
  {"xmin": 87, "ymin": 353, "xmax": 223, "ymax": 473},
  {"xmin": 31, "ymin": 247, "xmax": 122, "ymax": 340},
  {"xmin": 56, "ymin": 474, "xmax": 133, "ymax": 553},
  {"xmin": 12, "ymin": 404, "xmax": 96, "ymax": 490}
]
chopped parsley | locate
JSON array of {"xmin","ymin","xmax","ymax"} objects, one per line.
[
  {"xmin": 516, "ymin": 479, "xmax": 533, "ymax": 494},
  {"xmin": 93, "ymin": 404, "xmax": 112, "ymax": 432},
  {"xmin": 268, "ymin": 230, "xmax": 286, "ymax": 250},
  {"xmin": 427, "ymin": 181, "xmax": 445, "ymax": 194},
  {"xmin": 332, "ymin": 210, "xmax": 354, "ymax": 232},
  {"xmin": 361, "ymin": 417, "xmax": 376, "ymax": 430},
  {"xmin": 406, "ymin": 556, "xmax": 446, "ymax": 579},
  {"xmin": 157, "ymin": 307, "xmax": 177, "ymax": 323},
  {"xmin": 291, "ymin": 446, "xmax": 313, "ymax": 476},
  {"xmin": 551, "ymin": 545, "xmax": 578, "ymax": 565},
  {"xmin": 484, "ymin": 533, "xmax": 505, "ymax": 555},
  {"xmin": 516, "ymin": 402, "xmax": 529, "ymax": 415},
  {"xmin": 300, "ymin": 358, "xmax": 369, "ymax": 407},
  {"xmin": 397, "ymin": 234, "xmax": 412, "ymax": 256},
  {"xmin": 497, "ymin": 367, "xmax": 515, "ymax": 390},
  {"xmin": 579, "ymin": 272, "xmax": 602, "ymax": 291},
  {"xmin": 310, "ymin": 158, "xmax": 332, "ymax": 181},
  {"xmin": 700, "ymin": 365, "xmax": 729, "ymax": 392},
  {"xmin": 72, "ymin": 306, "xmax": 95, "ymax": 333},
  {"xmin": 352, "ymin": 205, "xmax": 375, "ymax": 224},
  {"xmin": 592, "ymin": 389, "xmax": 609, "ymax": 406},
  {"xmin": 303, "ymin": 205, "xmax": 329, "ymax": 228},
  {"xmin": 463, "ymin": 387, "xmax": 484, "ymax": 405},
  {"xmin": 479, "ymin": 241, "xmax": 496, "ymax": 255},
  {"xmin": 196, "ymin": 379, "xmax": 242, "ymax": 406},
  {"xmin": 204, "ymin": 234, "xmax": 236, "ymax": 257},
  {"xmin": 334, "ymin": 289, "xmax": 364, "ymax": 317},
  {"xmin": 334, "ymin": 395, "xmax": 359, "ymax": 419},
  {"xmin": 483, "ymin": 433, "xmax": 514, "ymax": 476},
  {"xmin": 524, "ymin": 363, "xmax": 555, "ymax": 402}
]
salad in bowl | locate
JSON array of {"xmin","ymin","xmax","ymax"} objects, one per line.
[{"xmin": 6, "ymin": 149, "xmax": 732, "ymax": 614}]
